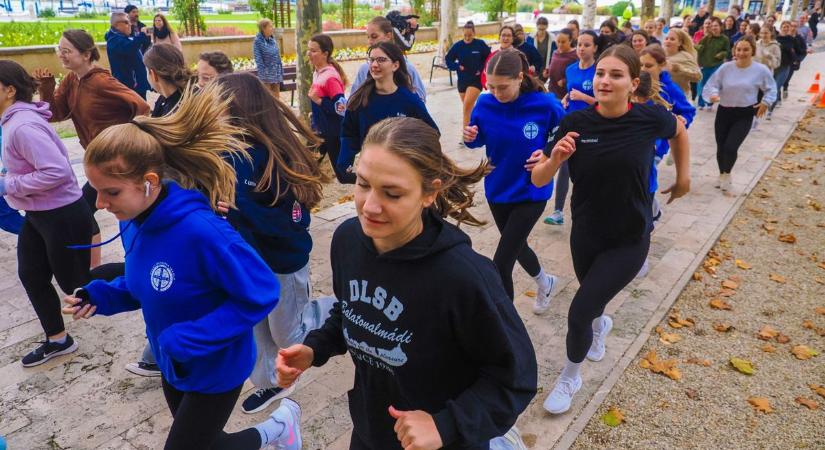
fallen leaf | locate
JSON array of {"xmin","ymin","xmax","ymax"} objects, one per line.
[
  {"xmin": 818, "ymin": 262, "xmax": 825, "ymax": 270},
  {"xmin": 748, "ymin": 397, "xmax": 774, "ymax": 413},
  {"xmin": 685, "ymin": 357, "xmax": 711, "ymax": 366},
  {"xmin": 667, "ymin": 311, "xmax": 695, "ymax": 329},
  {"xmin": 685, "ymin": 388, "xmax": 699, "ymax": 400},
  {"xmin": 713, "ymin": 322, "xmax": 733, "ymax": 332},
  {"xmin": 730, "ymin": 357, "xmax": 755, "ymax": 375},
  {"xmin": 656, "ymin": 326, "xmax": 682, "ymax": 344},
  {"xmin": 775, "ymin": 334, "xmax": 791, "ymax": 344},
  {"xmin": 817, "ymin": 307, "xmax": 825, "ymax": 315},
  {"xmin": 710, "ymin": 298, "xmax": 732, "ymax": 310},
  {"xmin": 791, "ymin": 345, "xmax": 819, "ymax": 360},
  {"xmin": 735, "ymin": 259, "xmax": 752, "ymax": 270},
  {"xmin": 718, "ymin": 288, "xmax": 737, "ymax": 297},
  {"xmin": 640, "ymin": 350, "xmax": 682, "ymax": 381},
  {"xmin": 802, "ymin": 320, "xmax": 815, "ymax": 329},
  {"xmin": 759, "ymin": 343, "xmax": 776, "ymax": 353},
  {"xmin": 601, "ymin": 407, "xmax": 624, "ymax": 427},
  {"xmin": 811, "ymin": 385, "xmax": 825, "ymax": 399},
  {"xmin": 756, "ymin": 325, "xmax": 779, "ymax": 340},
  {"xmin": 337, "ymin": 194, "xmax": 354, "ymax": 203},
  {"xmin": 816, "ymin": 277, "xmax": 825, "ymax": 285},
  {"xmin": 692, "ymin": 272, "xmax": 703, "ymax": 281},
  {"xmin": 764, "ymin": 217, "xmax": 780, "ymax": 223},
  {"xmin": 795, "ymin": 397, "xmax": 819, "ymax": 410},
  {"xmin": 721, "ymin": 279, "xmax": 739, "ymax": 290},
  {"xmin": 778, "ymin": 233, "xmax": 797, "ymax": 244},
  {"xmin": 524, "ymin": 291, "xmax": 536, "ymax": 298},
  {"xmin": 768, "ymin": 273, "xmax": 786, "ymax": 283},
  {"xmin": 762, "ymin": 223, "xmax": 776, "ymax": 232}
]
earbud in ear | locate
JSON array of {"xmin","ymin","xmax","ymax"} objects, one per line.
[{"xmin": 145, "ymin": 181, "xmax": 151, "ymax": 197}]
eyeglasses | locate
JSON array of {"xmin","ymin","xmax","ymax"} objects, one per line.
[
  {"xmin": 55, "ymin": 47, "xmax": 73, "ymax": 56},
  {"xmin": 368, "ymin": 56, "xmax": 390, "ymax": 65}
]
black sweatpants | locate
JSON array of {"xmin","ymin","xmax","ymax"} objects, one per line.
[
  {"xmin": 321, "ymin": 135, "xmax": 356, "ymax": 184},
  {"xmin": 553, "ymin": 162, "xmax": 570, "ymax": 212},
  {"xmin": 81, "ymin": 181, "xmax": 101, "ymax": 235},
  {"xmin": 488, "ymin": 201, "xmax": 546, "ymax": 300},
  {"xmin": 714, "ymin": 105, "xmax": 755, "ymax": 174},
  {"xmin": 18, "ymin": 198, "xmax": 93, "ymax": 336},
  {"xmin": 161, "ymin": 378, "xmax": 261, "ymax": 450},
  {"xmin": 567, "ymin": 227, "xmax": 650, "ymax": 363}
]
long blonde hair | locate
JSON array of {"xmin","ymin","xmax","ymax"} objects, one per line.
[
  {"xmin": 670, "ymin": 28, "xmax": 696, "ymax": 56},
  {"xmin": 84, "ymin": 82, "xmax": 248, "ymax": 208}
]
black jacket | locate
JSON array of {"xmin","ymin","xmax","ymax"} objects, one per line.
[{"xmin": 304, "ymin": 210, "xmax": 537, "ymax": 449}]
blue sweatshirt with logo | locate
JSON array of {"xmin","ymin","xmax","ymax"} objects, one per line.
[
  {"xmin": 564, "ymin": 61, "xmax": 596, "ymax": 112},
  {"xmin": 466, "ymin": 91, "xmax": 565, "ymax": 203},
  {"xmin": 649, "ymin": 71, "xmax": 695, "ymax": 193},
  {"xmin": 83, "ymin": 182, "xmax": 280, "ymax": 393},
  {"xmin": 444, "ymin": 39, "xmax": 491, "ymax": 85}
]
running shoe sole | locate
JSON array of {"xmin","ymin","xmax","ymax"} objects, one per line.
[
  {"xmin": 21, "ymin": 341, "xmax": 78, "ymax": 367},
  {"xmin": 242, "ymin": 384, "xmax": 297, "ymax": 414},
  {"xmin": 124, "ymin": 362, "xmax": 162, "ymax": 377}
]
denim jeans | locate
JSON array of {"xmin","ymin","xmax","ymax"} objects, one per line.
[
  {"xmin": 697, "ymin": 64, "xmax": 722, "ymax": 107},
  {"xmin": 771, "ymin": 65, "xmax": 791, "ymax": 112}
]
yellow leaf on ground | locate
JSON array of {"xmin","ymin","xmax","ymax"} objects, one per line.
[
  {"xmin": 816, "ymin": 307, "xmax": 825, "ymax": 315},
  {"xmin": 778, "ymin": 233, "xmax": 797, "ymax": 244},
  {"xmin": 768, "ymin": 273, "xmax": 786, "ymax": 283},
  {"xmin": 802, "ymin": 320, "xmax": 815, "ymax": 329},
  {"xmin": 713, "ymin": 322, "xmax": 733, "ymax": 332},
  {"xmin": 710, "ymin": 298, "xmax": 732, "ymax": 310},
  {"xmin": 818, "ymin": 262, "xmax": 825, "ymax": 270},
  {"xmin": 692, "ymin": 272, "xmax": 703, "ymax": 281},
  {"xmin": 764, "ymin": 217, "xmax": 780, "ymax": 223},
  {"xmin": 760, "ymin": 343, "xmax": 776, "ymax": 353},
  {"xmin": 817, "ymin": 277, "xmax": 825, "ymax": 285},
  {"xmin": 667, "ymin": 311, "xmax": 695, "ymax": 329},
  {"xmin": 762, "ymin": 223, "xmax": 776, "ymax": 232},
  {"xmin": 730, "ymin": 357, "xmax": 755, "ymax": 375},
  {"xmin": 795, "ymin": 397, "xmax": 819, "ymax": 410},
  {"xmin": 524, "ymin": 291, "xmax": 536, "ymax": 298},
  {"xmin": 756, "ymin": 325, "xmax": 779, "ymax": 340},
  {"xmin": 640, "ymin": 350, "xmax": 682, "ymax": 380},
  {"xmin": 735, "ymin": 259, "xmax": 752, "ymax": 270},
  {"xmin": 721, "ymin": 279, "xmax": 739, "ymax": 290},
  {"xmin": 685, "ymin": 357, "xmax": 711, "ymax": 366},
  {"xmin": 748, "ymin": 397, "xmax": 774, "ymax": 413},
  {"xmin": 791, "ymin": 345, "xmax": 819, "ymax": 360},
  {"xmin": 810, "ymin": 385, "xmax": 825, "ymax": 399},
  {"xmin": 337, "ymin": 194, "xmax": 354, "ymax": 203},
  {"xmin": 718, "ymin": 288, "xmax": 737, "ymax": 297},
  {"xmin": 601, "ymin": 407, "xmax": 624, "ymax": 427},
  {"xmin": 775, "ymin": 334, "xmax": 791, "ymax": 344}
]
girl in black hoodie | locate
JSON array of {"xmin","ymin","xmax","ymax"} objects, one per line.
[{"xmin": 276, "ymin": 117, "xmax": 538, "ymax": 449}]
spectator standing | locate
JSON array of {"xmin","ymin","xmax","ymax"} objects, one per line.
[
  {"xmin": 105, "ymin": 12, "xmax": 151, "ymax": 99},
  {"xmin": 148, "ymin": 13, "xmax": 182, "ymax": 51},
  {"xmin": 253, "ymin": 19, "xmax": 284, "ymax": 97}
]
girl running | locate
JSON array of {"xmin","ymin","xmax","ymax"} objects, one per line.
[
  {"xmin": 703, "ymin": 36, "xmax": 776, "ymax": 193},
  {"xmin": 630, "ymin": 30, "xmax": 652, "ymax": 55},
  {"xmin": 62, "ymin": 83, "xmax": 301, "ymax": 450},
  {"xmin": 307, "ymin": 33, "xmax": 351, "ymax": 183},
  {"xmin": 145, "ymin": 44, "xmax": 192, "ymax": 117},
  {"xmin": 770, "ymin": 21, "xmax": 798, "ymax": 118},
  {"xmin": 464, "ymin": 48, "xmax": 565, "ymax": 312},
  {"xmin": 546, "ymin": 29, "xmax": 578, "ymax": 99},
  {"xmin": 663, "ymin": 28, "xmax": 701, "ymax": 98},
  {"xmin": 445, "ymin": 21, "xmax": 492, "ymax": 128},
  {"xmin": 531, "ymin": 45, "xmax": 691, "ymax": 414},
  {"xmin": 0, "ymin": 60, "xmax": 93, "ymax": 367},
  {"xmin": 276, "ymin": 116, "xmax": 538, "ymax": 450},
  {"xmin": 480, "ymin": 26, "xmax": 515, "ymax": 89},
  {"xmin": 196, "ymin": 51, "xmax": 234, "ymax": 88},
  {"xmin": 545, "ymin": 30, "xmax": 599, "ymax": 226},
  {"xmin": 695, "ymin": 17, "xmax": 730, "ymax": 111},
  {"xmin": 532, "ymin": 17, "xmax": 552, "ymax": 81},
  {"xmin": 33, "ymin": 29, "xmax": 150, "ymax": 267},
  {"xmin": 215, "ymin": 72, "xmax": 328, "ymax": 414},
  {"xmin": 338, "ymin": 42, "xmax": 438, "ymax": 184}
]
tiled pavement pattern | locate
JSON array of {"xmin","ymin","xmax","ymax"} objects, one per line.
[{"xmin": 0, "ymin": 51, "xmax": 821, "ymax": 449}]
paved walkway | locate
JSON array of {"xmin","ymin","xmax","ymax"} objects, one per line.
[{"xmin": 0, "ymin": 51, "xmax": 822, "ymax": 449}]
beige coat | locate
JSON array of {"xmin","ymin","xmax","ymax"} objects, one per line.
[
  {"xmin": 755, "ymin": 41, "xmax": 781, "ymax": 72},
  {"xmin": 667, "ymin": 50, "xmax": 701, "ymax": 97},
  {"xmin": 153, "ymin": 33, "xmax": 183, "ymax": 51}
]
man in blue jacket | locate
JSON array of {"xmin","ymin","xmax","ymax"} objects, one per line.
[{"xmin": 105, "ymin": 12, "xmax": 151, "ymax": 99}]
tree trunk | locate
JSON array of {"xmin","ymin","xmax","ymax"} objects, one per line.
[
  {"xmin": 661, "ymin": 0, "xmax": 674, "ymax": 22},
  {"xmin": 764, "ymin": 0, "xmax": 775, "ymax": 17},
  {"xmin": 582, "ymin": 0, "xmax": 597, "ymax": 29},
  {"xmin": 790, "ymin": 0, "xmax": 803, "ymax": 19},
  {"xmin": 641, "ymin": 0, "xmax": 655, "ymax": 22},
  {"xmin": 706, "ymin": 0, "xmax": 716, "ymax": 15},
  {"xmin": 438, "ymin": 0, "xmax": 457, "ymax": 57},
  {"xmin": 295, "ymin": 0, "xmax": 321, "ymax": 119}
]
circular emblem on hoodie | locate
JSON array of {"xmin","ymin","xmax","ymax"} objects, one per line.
[
  {"xmin": 150, "ymin": 262, "xmax": 174, "ymax": 292},
  {"xmin": 523, "ymin": 121, "xmax": 539, "ymax": 140}
]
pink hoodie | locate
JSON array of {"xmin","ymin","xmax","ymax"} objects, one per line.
[{"xmin": 1, "ymin": 101, "xmax": 81, "ymax": 211}]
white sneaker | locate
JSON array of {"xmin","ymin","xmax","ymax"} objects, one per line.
[
  {"xmin": 532, "ymin": 275, "xmax": 558, "ymax": 315},
  {"xmin": 586, "ymin": 316, "xmax": 613, "ymax": 362},
  {"xmin": 635, "ymin": 258, "xmax": 649, "ymax": 279},
  {"xmin": 543, "ymin": 375, "xmax": 582, "ymax": 414},
  {"xmin": 720, "ymin": 173, "xmax": 732, "ymax": 193},
  {"xmin": 267, "ymin": 398, "xmax": 302, "ymax": 450}
]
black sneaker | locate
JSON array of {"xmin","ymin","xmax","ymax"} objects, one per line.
[
  {"xmin": 241, "ymin": 385, "xmax": 296, "ymax": 414},
  {"xmin": 21, "ymin": 335, "xmax": 78, "ymax": 367},
  {"xmin": 125, "ymin": 361, "xmax": 162, "ymax": 377}
]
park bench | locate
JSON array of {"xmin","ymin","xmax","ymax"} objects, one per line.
[
  {"xmin": 199, "ymin": 6, "xmax": 214, "ymax": 13},
  {"xmin": 248, "ymin": 64, "xmax": 298, "ymax": 107},
  {"xmin": 429, "ymin": 55, "xmax": 454, "ymax": 86},
  {"xmin": 59, "ymin": 7, "xmax": 79, "ymax": 14},
  {"xmin": 233, "ymin": 4, "xmax": 251, "ymax": 12}
]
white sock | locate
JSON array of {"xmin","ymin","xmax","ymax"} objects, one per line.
[
  {"xmin": 592, "ymin": 316, "xmax": 605, "ymax": 333},
  {"xmin": 49, "ymin": 335, "xmax": 67, "ymax": 344},
  {"xmin": 533, "ymin": 268, "xmax": 550, "ymax": 290},
  {"xmin": 560, "ymin": 359, "xmax": 582, "ymax": 380},
  {"xmin": 254, "ymin": 416, "xmax": 286, "ymax": 446}
]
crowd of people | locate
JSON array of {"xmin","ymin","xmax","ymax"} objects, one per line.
[{"xmin": 0, "ymin": 3, "xmax": 819, "ymax": 449}]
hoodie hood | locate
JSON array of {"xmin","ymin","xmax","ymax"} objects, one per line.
[
  {"xmin": 355, "ymin": 208, "xmax": 472, "ymax": 262},
  {"xmin": 1, "ymin": 101, "xmax": 52, "ymax": 126},
  {"xmin": 138, "ymin": 181, "xmax": 213, "ymax": 233}
]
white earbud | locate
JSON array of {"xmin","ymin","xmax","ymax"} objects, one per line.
[{"xmin": 144, "ymin": 181, "xmax": 151, "ymax": 197}]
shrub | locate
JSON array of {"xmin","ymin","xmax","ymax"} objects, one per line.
[
  {"xmin": 322, "ymin": 3, "xmax": 339, "ymax": 15},
  {"xmin": 563, "ymin": 3, "xmax": 583, "ymax": 14},
  {"xmin": 76, "ymin": 11, "xmax": 98, "ymax": 19},
  {"xmin": 596, "ymin": 6, "xmax": 611, "ymax": 16},
  {"xmin": 37, "ymin": 8, "xmax": 56, "ymax": 17},
  {"xmin": 216, "ymin": 8, "xmax": 234, "ymax": 15},
  {"xmin": 517, "ymin": 2, "xmax": 535, "ymax": 13},
  {"xmin": 323, "ymin": 20, "xmax": 343, "ymax": 31},
  {"xmin": 611, "ymin": 1, "xmax": 635, "ymax": 17},
  {"xmin": 204, "ymin": 26, "xmax": 247, "ymax": 37}
]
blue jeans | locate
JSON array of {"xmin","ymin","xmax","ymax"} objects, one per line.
[
  {"xmin": 697, "ymin": 64, "xmax": 722, "ymax": 107},
  {"xmin": 0, "ymin": 198, "xmax": 23, "ymax": 234},
  {"xmin": 771, "ymin": 65, "xmax": 791, "ymax": 112}
]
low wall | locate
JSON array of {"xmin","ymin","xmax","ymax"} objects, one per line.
[{"xmin": 0, "ymin": 21, "xmax": 502, "ymax": 75}]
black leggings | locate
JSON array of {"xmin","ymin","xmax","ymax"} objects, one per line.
[
  {"xmin": 489, "ymin": 201, "xmax": 546, "ymax": 300},
  {"xmin": 81, "ymin": 181, "xmax": 101, "ymax": 235},
  {"xmin": 567, "ymin": 228, "xmax": 649, "ymax": 363},
  {"xmin": 18, "ymin": 198, "xmax": 93, "ymax": 337},
  {"xmin": 161, "ymin": 378, "xmax": 261, "ymax": 450},
  {"xmin": 553, "ymin": 161, "xmax": 570, "ymax": 212},
  {"xmin": 714, "ymin": 105, "xmax": 755, "ymax": 174},
  {"xmin": 321, "ymin": 134, "xmax": 356, "ymax": 184}
]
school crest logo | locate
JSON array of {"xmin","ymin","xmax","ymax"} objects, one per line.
[
  {"xmin": 150, "ymin": 262, "xmax": 174, "ymax": 292},
  {"xmin": 583, "ymin": 79, "xmax": 593, "ymax": 92},
  {"xmin": 523, "ymin": 121, "xmax": 539, "ymax": 140},
  {"xmin": 292, "ymin": 200, "xmax": 303, "ymax": 223}
]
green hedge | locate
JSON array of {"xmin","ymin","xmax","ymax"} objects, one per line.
[{"xmin": 0, "ymin": 22, "xmax": 110, "ymax": 47}]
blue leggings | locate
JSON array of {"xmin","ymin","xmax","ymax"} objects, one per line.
[{"xmin": 697, "ymin": 65, "xmax": 722, "ymax": 107}]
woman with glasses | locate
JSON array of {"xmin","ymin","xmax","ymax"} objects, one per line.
[{"xmin": 337, "ymin": 42, "xmax": 438, "ymax": 184}]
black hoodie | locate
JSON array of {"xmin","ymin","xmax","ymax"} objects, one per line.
[{"xmin": 304, "ymin": 210, "xmax": 537, "ymax": 449}]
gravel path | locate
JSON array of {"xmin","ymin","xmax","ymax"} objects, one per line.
[{"xmin": 571, "ymin": 108, "xmax": 825, "ymax": 449}]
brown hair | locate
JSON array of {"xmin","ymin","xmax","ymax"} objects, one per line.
[
  {"xmin": 61, "ymin": 29, "xmax": 101, "ymax": 62},
  {"xmin": 363, "ymin": 117, "xmax": 490, "ymax": 226},
  {"xmin": 257, "ymin": 18, "xmax": 273, "ymax": 33},
  {"xmin": 198, "ymin": 51, "xmax": 234, "ymax": 74},
  {"xmin": 310, "ymin": 34, "xmax": 349, "ymax": 86},
  {"xmin": 486, "ymin": 47, "xmax": 545, "ymax": 94},
  {"xmin": 598, "ymin": 44, "xmax": 652, "ymax": 100},
  {"xmin": 499, "ymin": 25, "xmax": 515, "ymax": 38},
  {"xmin": 84, "ymin": 82, "xmax": 247, "ymax": 209},
  {"xmin": 143, "ymin": 43, "xmax": 193, "ymax": 91},
  {"xmin": 348, "ymin": 42, "xmax": 412, "ymax": 111},
  {"xmin": 368, "ymin": 16, "xmax": 393, "ymax": 35},
  {"xmin": 217, "ymin": 72, "xmax": 326, "ymax": 209},
  {"xmin": 736, "ymin": 35, "xmax": 757, "ymax": 56},
  {"xmin": 0, "ymin": 60, "xmax": 39, "ymax": 103},
  {"xmin": 634, "ymin": 71, "xmax": 671, "ymax": 109},
  {"xmin": 640, "ymin": 44, "xmax": 667, "ymax": 65},
  {"xmin": 749, "ymin": 23, "xmax": 761, "ymax": 36},
  {"xmin": 631, "ymin": 29, "xmax": 651, "ymax": 45},
  {"xmin": 152, "ymin": 13, "xmax": 176, "ymax": 40}
]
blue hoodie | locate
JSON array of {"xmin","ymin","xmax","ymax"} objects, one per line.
[
  {"xmin": 84, "ymin": 182, "xmax": 280, "ymax": 393},
  {"xmin": 649, "ymin": 71, "xmax": 695, "ymax": 193},
  {"xmin": 466, "ymin": 91, "xmax": 565, "ymax": 203},
  {"xmin": 104, "ymin": 28, "xmax": 151, "ymax": 96}
]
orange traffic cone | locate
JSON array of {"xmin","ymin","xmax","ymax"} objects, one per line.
[
  {"xmin": 817, "ymin": 92, "xmax": 825, "ymax": 109},
  {"xmin": 807, "ymin": 73, "xmax": 821, "ymax": 94}
]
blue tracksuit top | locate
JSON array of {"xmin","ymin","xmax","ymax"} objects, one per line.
[
  {"xmin": 445, "ymin": 39, "xmax": 491, "ymax": 85},
  {"xmin": 467, "ymin": 91, "xmax": 565, "ymax": 203},
  {"xmin": 564, "ymin": 61, "xmax": 596, "ymax": 112},
  {"xmin": 84, "ymin": 182, "xmax": 280, "ymax": 393},
  {"xmin": 649, "ymin": 71, "xmax": 695, "ymax": 193}
]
